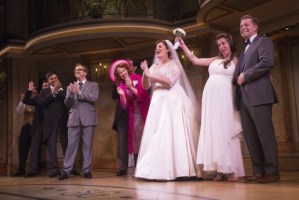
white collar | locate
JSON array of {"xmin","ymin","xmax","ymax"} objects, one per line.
[
  {"xmin": 248, "ymin": 34, "xmax": 257, "ymax": 43},
  {"xmin": 77, "ymin": 79, "xmax": 86, "ymax": 84}
]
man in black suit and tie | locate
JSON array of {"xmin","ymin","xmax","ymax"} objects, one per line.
[
  {"xmin": 39, "ymin": 71, "xmax": 69, "ymax": 177},
  {"xmin": 59, "ymin": 63, "xmax": 99, "ymax": 180},
  {"xmin": 235, "ymin": 15, "xmax": 279, "ymax": 183}
]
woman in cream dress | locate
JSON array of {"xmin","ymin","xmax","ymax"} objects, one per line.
[{"xmin": 179, "ymin": 33, "xmax": 245, "ymax": 181}]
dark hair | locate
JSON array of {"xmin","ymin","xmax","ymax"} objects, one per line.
[
  {"xmin": 156, "ymin": 40, "xmax": 171, "ymax": 58},
  {"xmin": 240, "ymin": 14, "xmax": 259, "ymax": 27},
  {"xmin": 216, "ymin": 33, "xmax": 236, "ymax": 69},
  {"xmin": 127, "ymin": 58, "xmax": 134, "ymax": 66},
  {"xmin": 45, "ymin": 71, "xmax": 58, "ymax": 80},
  {"xmin": 114, "ymin": 62, "xmax": 133, "ymax": 83}
]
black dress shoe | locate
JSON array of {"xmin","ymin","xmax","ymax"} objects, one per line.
[
  {"xmin": 58, "ymin": 171, "xmax": 69, "ymax": 180},
  {"xmin": 70, "ymin": 169, "xmax": 80, "ymax": 176},
  {"xmin": 258, "ymin": 175, "xmax": 280, "ymax": 183},
  {"xmin": 12, "ymin": 171, "xmax": 25, "ymax": 177},
  {"xmin": 175, "ymin": 176, "xmax": 201, "ymax": 181},
  {"xmin": 49, "ymin": 172, "xmax": 60, "ymax": 178},
  {"xmin": 83, "ymin": 171, "xmax": 92, "ymax": 178},
  {"xmin": 25, "ymin": 172, "xmax": 37, "ymax": 177},
  {"xmin": 244, "ymin": 174, "xmax": 263, "ymax": 182},
  {"xmin": 116, "ymin": 170, "xmax": 127, "ymax": 176},
  {"xmin": 175, "ymin": 177, "xmax": 189, "ymax": 181}
]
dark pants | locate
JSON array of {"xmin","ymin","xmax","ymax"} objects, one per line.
[
  {"xmin": 240, "ymin": 100, "xmax": 279, "ymax": 176},
  {"xmin": 17, "ymin": 123, "xmax": 31, "ymax": 173},
  {"xmin": 47, "ymin": 122, "xmax": 60, "ymax": 174},
  {"xmin": 29, "ymin": 127, "xmax": 43, "ymax": 174},
  {"xmin": 117, "ymin": 118, "xmax": 128, "ymax": 171},
  {"xmin": 59, "ymin": 126, "xmax": 68, "ymax": 156}
]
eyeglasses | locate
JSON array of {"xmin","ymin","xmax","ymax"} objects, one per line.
[{"xmin": 74, "ymin": 68, "xmax": 86, "ymax": 72}]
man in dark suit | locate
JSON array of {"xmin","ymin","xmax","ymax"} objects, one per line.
[
  {"xmin": 23, "ymin": 80, "xmax": 49, "ymax": 177},
  {"xmin": 39, "ymin": 71, "xmax": 69, "ymax": 177},
  {"xmin": 112, "ymin": 84, "xmax": 129, "ymax": 176},
  {"xmin": 235, "ymin": 14, "xmax": 279, "ymax": 183},
  {"xmin": 59, "ymin": 63, "xmax": 99, "ymax": 180}
]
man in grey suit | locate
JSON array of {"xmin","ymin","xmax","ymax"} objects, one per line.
[
  {"xmin": 235, "ymin": 15, "xmax": 279, "ymax": 183},
  {"xmin": 59, "ymin": 63, "xmax": 99, "ymax": 180}
]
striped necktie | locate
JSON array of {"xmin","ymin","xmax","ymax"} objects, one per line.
[{"xmin": 79, "ymin": 82, "xmax": 83, "ymax": 90}]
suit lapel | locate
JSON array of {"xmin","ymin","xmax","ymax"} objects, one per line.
[
  {"xmin": 238, "ymin": 52, "xmax": 245, "ymax": 74},
  {"xmin": 82, "ymin": 80, "xmax": 89, "ymax": 91},
  {"xmin": 241, "ymin": 35, "xmax": 260, "ymax": 72}
]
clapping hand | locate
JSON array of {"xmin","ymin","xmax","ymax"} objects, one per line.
[
  {"xmin": 54, "ymin": 80, "xmax": 62, "ymax": 91},
  {"xmin": 125, "ymin": 77, "xmax": 132, "ymax": 89},
  {"xmin": 28, "ymin": 81, "xmax": 35, "ymax": 91},
  {"xmin": 116, "ymin": 87, "xmax": 124, "ymax": 96},
  {"xmin": 69, "ymin": 82, "xmax": 79, "ymax": 94},
  {"xmin": 51, "ymin": 80, "xmax": 63, "ymax": 95},
  {"xmin": 141, "ymin": 60, "xmax": 150, "ymax": 77}
]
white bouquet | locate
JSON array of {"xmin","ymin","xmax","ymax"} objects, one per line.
[{"xmin": 173, "ymin": 28, "xmax": 186, "ymax": 49}]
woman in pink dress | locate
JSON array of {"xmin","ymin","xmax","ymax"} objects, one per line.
[{"xmin": 110, "ymin": 59, "xmax": 151, "ymax": 167}]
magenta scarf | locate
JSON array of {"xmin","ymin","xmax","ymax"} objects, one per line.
[{"xmin": 119, "ymin": 74, "xmax": 151, "ymax": 154}]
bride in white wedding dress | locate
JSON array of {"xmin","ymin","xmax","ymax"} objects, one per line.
[{"xmin": 134, "ymin": 40, "xmax": 201, "ymax": 181}]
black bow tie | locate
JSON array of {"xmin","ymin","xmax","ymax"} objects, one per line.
[{"xmin": 244, "ymin": 40, "xmax": 251, "ymax": 46}]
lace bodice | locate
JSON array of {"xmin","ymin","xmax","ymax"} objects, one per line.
[{"xmin": 149, "ymin": 60, "xmax": 181, "ymax": 89}]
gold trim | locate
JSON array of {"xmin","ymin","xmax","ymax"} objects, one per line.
[
  {"xmin": 0, "ymin": 24, "xmax": 173, "ymax": 56},
  {"xmin": 25, "ymin": 25, "xmax": 171, "ymax": 49},
  {"xmin": 0, "ymin": 23, "xmax": 211, "ymax": 57},
  {"xmin": 0, "ymin": 45, "xmax": 24, "ymax": 56}
]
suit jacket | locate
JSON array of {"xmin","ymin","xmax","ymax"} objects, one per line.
[
  {"xmin": 39, "ymin": 87, "xmax": 68, "ymax": 141},
  {"xmin": 65, "ymin": 80, "xmax": 99, "ymax": 127},
  {"xmin": 234, "ymin": 35, "xmax": 278, "ymax": 110},
  {"xmin": 112, "ymin": 85, "xmax": 128, "ymax": 132}
]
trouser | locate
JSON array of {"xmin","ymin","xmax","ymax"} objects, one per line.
[{"xmin": 17, "ymin": 123, "xmax": 31, "ymax": 172}]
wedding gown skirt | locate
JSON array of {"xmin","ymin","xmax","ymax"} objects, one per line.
[{"xmin": 135, "ymin": 84, "xmax": 200, "ymax": 180}]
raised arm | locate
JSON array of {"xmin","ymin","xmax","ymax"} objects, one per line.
[{"xmin": 178, "ymin": 37, "xmax": 215, "ymax": 67}]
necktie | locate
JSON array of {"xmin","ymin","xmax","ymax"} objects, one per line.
[
  {"xmin": 79, "ymin": 82, "xmax": 83, "ymax": 90},
  {"xmin": 244, "ymin": 40, "xmax": 251, "ymax": 53},
  {"xmin": 244, "ymin": 40, "xmax": 251, "ymax": 46}
]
